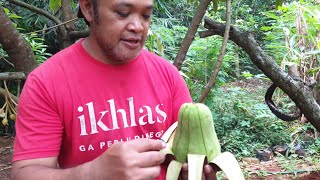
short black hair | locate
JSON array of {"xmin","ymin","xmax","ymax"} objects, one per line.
[{"xmin": 77, "ymin": 0, "xmax": 99, "ymax": 25}]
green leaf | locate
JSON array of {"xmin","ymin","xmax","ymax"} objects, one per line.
[
  {"xmin": 263, "ymin": 12, "xmax": 280, "ymax": 20},
  {"xmin": 156, "ymin": 38, "xmax": 164, "ymax": 54},
  {"xmin": 276, "ymin": 0, "xmax": 284, "ymax": 9},
  {"xmin": 289, "ymin": 34, "xmax": 297, "ymax": 48},
  {"xmin": 49, "ymin": 0, "xmax": 62, "ymax": 12},
  {"xmin": 283, "ymin": 27, "xmax": 290, "ymax": 36},
  {"xmin": 261, "ymin": 26, "xmax": 273, "ymax": 31},
  {"xmin": 4, "ymin": 7, "xmax": 9, "ymax": 14},
  {"xmin": 9, "ymin": 14, "xmax": 22, "ymax": 19},
  {"xmin": 305, "ymin": 50, "xmax": 320, "ymax": 55}
]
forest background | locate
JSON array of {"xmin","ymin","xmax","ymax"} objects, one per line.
[{"xmin": 0, "ymin": 0, "xmax": 320, "ymax": 179}]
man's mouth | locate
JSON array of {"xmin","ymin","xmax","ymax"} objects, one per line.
[
  {"xmin": 121, "ymin": 38, "xmax": 141, "ymax": 49},
  {"xmin": 123, "ymin": 37, "xmax": 141, "ymax": 42}
]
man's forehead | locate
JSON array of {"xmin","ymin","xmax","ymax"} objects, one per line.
[{"xmin": 107, "ymin": 0, "xmax": 154, "ymax": 8}]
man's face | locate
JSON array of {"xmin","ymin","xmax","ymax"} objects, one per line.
[{"xmin": 88, "ymin": 0, "xmax": 154, "ymax": 64}]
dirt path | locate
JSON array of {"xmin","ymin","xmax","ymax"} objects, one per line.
[
  {"xmin": 241, "ymin": 157, "xmax": 320, "ymax": 179},
  {"xmin": 0, "ymin": 136, "xmax": 13, "ymax": 180}
]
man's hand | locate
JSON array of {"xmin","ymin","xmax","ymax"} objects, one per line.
[
  {"xmin": 180, "ymin": 163, "xmax": 217, "ymax": 180},
  {"xmin": 90, "ymin": 138, "xmax": 166, "ymax": 180},
  {"xmin": 12, "ymin": 138, "xmax": 165, "ymax": 180}
]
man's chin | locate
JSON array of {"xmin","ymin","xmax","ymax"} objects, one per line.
[
  {"xmin": 112, "ymin": 54, "xmax": 139, "ymax": 64},
  {"xmin": 119, "ymin": 49, "xmax": 141, "ymax": 61}
]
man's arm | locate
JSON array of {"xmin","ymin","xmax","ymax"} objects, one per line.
[
  {"xmin": 12, "ymin": 138, "xmax": 166, "ymax": 180},
  {"xmin": 12, "ymin": 157, "xmax": 93, "ymax": 180}
]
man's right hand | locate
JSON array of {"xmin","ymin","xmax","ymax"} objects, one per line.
[
  {"xmin": 90, "ymin": 138, "xmax": 166, "ymax": 180},
  {"xmin": 12, "ymin": 138, "xmax": 166, "ymax": 180}
]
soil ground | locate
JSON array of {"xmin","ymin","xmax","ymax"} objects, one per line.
[
  {"xmin": 0, "ymin": 136, "xmax": 14, "ymax": 180},
  {"xmin": 240, "ymin": 157, "xmax": 320, "ymax": 179}
]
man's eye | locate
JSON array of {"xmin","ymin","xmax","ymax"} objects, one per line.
[
  {"xmin": 117, "ymin": 12, "xmax": 129, "ymax": 17},
  {"xmin": 143, "ymin": 14, "xmax": 151, "ymax": 20}
]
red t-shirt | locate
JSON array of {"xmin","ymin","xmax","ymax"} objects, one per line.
[{"xmin": 13, "ymin": 39, "xmax": 192, "ymax": 179}]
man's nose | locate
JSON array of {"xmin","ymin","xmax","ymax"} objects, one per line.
[{"xmin": 127, "ymin": 15, "xmax": 144, "ymax": 33}]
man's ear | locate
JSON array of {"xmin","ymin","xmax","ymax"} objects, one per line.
[{"xmin": 78, "ymin": 0, "xmax": 94, "ymax": 23}]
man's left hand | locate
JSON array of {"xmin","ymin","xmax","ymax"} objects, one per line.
[{"xmin": 180, "ymin": 163, "xmax": 217, "ymax": 180}]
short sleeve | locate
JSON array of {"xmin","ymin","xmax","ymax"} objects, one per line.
[{"xmin": 13, "ymin": 74, "xmax": 63, "ymax": 162}]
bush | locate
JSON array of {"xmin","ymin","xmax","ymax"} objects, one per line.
[{"xmin": 206, "ymin": 79, "xmax": 292, "ymax": 157}]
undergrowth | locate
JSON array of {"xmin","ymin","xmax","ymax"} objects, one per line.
[{"xmin": 204, "ymin": 79, "xmax": 319, "ymax": 159}]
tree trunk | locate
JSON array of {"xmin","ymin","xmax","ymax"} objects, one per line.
[
  {"xmin": 0, "ymin": 5, "xmax": 38, "ymax": 74},
  {"xmin": 173, "ymin": 0, "xmax": 212, "ymax": 70},
  {"xmin": 61, "ymin": 0, "xmax": 75, "ymax": 30},
  {"xmin": 235, "ymin": 48, "xmax": 240, "ymax": 79},
  {"xmin": 197, "ymin": 0, "xmax": 231, "ymax": 103},
  {"xmin": 9, "ymin": 0, "xmax": 71, "ymax": 49},
  {"xmin": 60, "ymin": 0, "xmax": 76, "ymax": 48},
  {"xmin": 200, "ymin": 17, "xmax": 320, "ymax": 132}
]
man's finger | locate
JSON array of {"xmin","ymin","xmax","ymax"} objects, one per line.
[
  {"xmin": 180, "ymin": 163, "xmax": 217, "ymax": 180},
  {"xmin": 180, "ymin": 163, "xmax": 188, "ymax": 180},
  {"xmin": 203, "ymin": 164, "xmax": 217, "ymax": 180},
  {"xmin": 136, "ymin": 166, "xmax": 162, "ymax": 180},
  {"xmin": 128, "ymin": 138, "xmax": 166, "ymax": 152},
  {"xmin": 137, "ymin": 151, "xmax": 165, "ymax": 167}
]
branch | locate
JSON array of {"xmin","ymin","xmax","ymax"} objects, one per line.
[
  {"xmin": 8, "ymin": 0, "xmax": 67, "ymax": 38},
  {"xmin": 68, "ymin": 30, "xmax": 89, "ymax": 41},
  {"xmin": 0, "ymin": 56, "xmax": 14, "ymax": 67},
  {"xmin": 0, "ymin": 88, "xmax": 18, "ymax": 103},
  {"xmin": 173, "ymin": 0, "xmax": 213, "ymax": 70},
  {"xmin": 199, "ymin": 29, "xmax": 217, "ymax": 38},
  {"xmin": 25, "ymin": 18, "xmax": 78, "ymax": 35},
  {"xmin": 0, "ymin": 72, "xmax": 26, "ymax": 80},
  {"xmin": 200, "ymin": 18, "xmax": 320, "ymax": 131},
  {"xmin": 0, "ymin": 166, "xmax": 12, "ymax": 172},
  {"xmin": 9, "ymin": 0, "xmax": 62, "ymax": 25},
  {"xmin": 197, "ymin": 0, "xmax": 231, "ymax": 103}
]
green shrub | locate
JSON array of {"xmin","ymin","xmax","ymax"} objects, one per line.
[{"xmin": 206, "ymin": 79, "xmax": 291, "ymax": 157}]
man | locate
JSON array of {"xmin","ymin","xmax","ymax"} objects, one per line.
[{"xmin": 12, "ymin": 0, "xmax": 216, "ymax": 179}]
